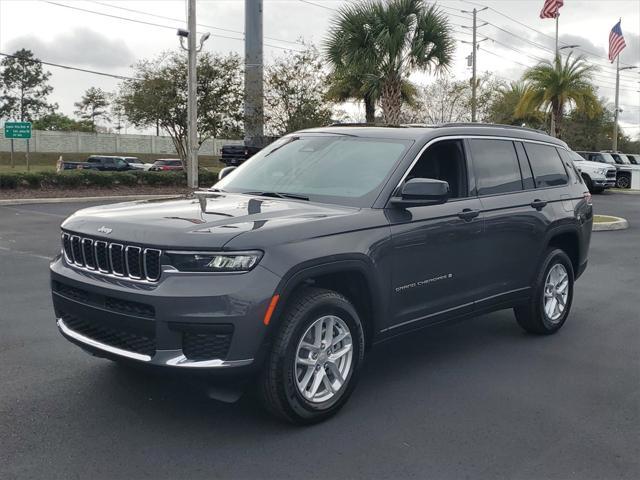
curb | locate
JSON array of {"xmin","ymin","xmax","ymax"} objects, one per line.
[
  {"xmin": 608, "ymin": 188, "xmax": 640, "ymax": 195},
  {"xmin": 0, "ymin": 194, "xmax": 183, "ymax": 206},
  {"xmin": 593, "ymin": 215, "xmax": 629, "ymax": 232}
]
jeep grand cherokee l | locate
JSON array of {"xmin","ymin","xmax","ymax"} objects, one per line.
[{"xmin": 51, "ymin": 124, "xmax": 592, "ymax": 424}]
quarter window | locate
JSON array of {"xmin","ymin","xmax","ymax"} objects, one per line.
[
  {"xmin": 523, "ymin": 143, "xmax": 568, "ymax": 188},
  {"xmin": 468, "ymin": 139, "xmax": 523, "ymax": 196}
]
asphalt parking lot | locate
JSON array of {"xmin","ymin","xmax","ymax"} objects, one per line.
[{"xmin": 1, "ymin": 193, "xmax": 639, "ymax": 480}]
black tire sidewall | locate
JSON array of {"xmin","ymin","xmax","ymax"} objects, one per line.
[
  {"xmin": 537, "ymin": 249, "xmax": 574, "ymax": 332},
  {"xmin": 278, "ymin": 291, "xmax": 365, "ymax": 422}
]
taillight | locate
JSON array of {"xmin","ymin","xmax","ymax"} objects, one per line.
[{"xmin": 583, "ymin": 191, "xmax": 592, "ymax": 205}]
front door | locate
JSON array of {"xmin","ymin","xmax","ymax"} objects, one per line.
[{"xmin": 385, "ymin": 139, "xmax": 484, "ymax": 332}]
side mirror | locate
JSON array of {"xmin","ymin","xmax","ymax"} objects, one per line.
[
  {"xmin": 391, "ymin": 178, "xmax": 450, "ymax": 207},
  {"xmin": 218, "ymin": 166, "xmax": 237, "ymax": 181}
]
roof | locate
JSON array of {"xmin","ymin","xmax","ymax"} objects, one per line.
[{"xmin": 299, "ymin": 122, "xmax": 566, "ymax": 147}]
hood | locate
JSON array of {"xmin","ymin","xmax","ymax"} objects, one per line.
[
  {"xmin": 574, "ymin": 159, "xmax": 613, "ymax": 171},
  {"xmin": 61, "ymin": 192, "xmax": 358, "ymax": 249}
]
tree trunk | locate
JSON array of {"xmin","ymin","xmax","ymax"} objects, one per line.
[
  {"xmin": 552, "ymin": 101, "xmax": 562, "ymax": 138},
  {"xmin": 380, "ymin": 77, "xmax": 403, "ymax": 125},
  {"xmin": 364, "ymin": 93, "xmax": 375, "ymax": 124}
]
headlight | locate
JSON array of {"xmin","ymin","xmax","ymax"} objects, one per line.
[
  {"xmin": 599, "ymin": 168, "xmax": 608, "ymax": 175},
  {"xmin": 166, "ymin": 251, "xmax": 263, "ymax": 272}
]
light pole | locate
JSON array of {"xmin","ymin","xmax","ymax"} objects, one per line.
[
  {"xmin": 613, "ymin": 64, "xmax": 637, "ymax": 152},
  {"xmin": 178, "ymin": 0, "xmax": 210, "ymax": 189}
]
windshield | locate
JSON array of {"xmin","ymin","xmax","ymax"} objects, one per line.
[
  {"xmin": 215, "ymin": 134, "xmax": 412, "ymax": 207},
  {"xmin": 600, "ymin": 153, "xmax": 616, "ymax": 164}
]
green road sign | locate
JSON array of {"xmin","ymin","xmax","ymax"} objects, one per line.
[{"xmin": 4, "ymin": 122, "xmax": 32, "ymax": 139}]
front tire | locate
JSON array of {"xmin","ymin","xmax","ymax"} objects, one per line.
[
  {"xmin": 259, "ymin": 287, "xmax": 365, "ymax": 424},
  {"xmin": 616, "ymin": 174, "xmax": 631, "ymax": 189},
  {"xmin": 515, "ymin": 249, "xmax": 574, "ymax": 335}
]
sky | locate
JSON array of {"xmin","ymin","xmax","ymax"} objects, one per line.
[{"xmin": 0, "ymin": 0, "xmax": 639, "ymax": 139}]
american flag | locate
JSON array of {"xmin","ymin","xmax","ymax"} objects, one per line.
[
  {"xmin": 539, "ymin": 0, "xmax": 564, "ymax": 19},
  {"xmin": 608, "ymin": 20, "xmax": 626, "ymax": 62}
]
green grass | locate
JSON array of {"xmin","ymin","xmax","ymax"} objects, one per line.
[{"xmin": 593, "ymin": 214, "xmax": 622, "ymax": 223}]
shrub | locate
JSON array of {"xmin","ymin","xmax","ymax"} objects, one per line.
[{"xmin": 0, "ymin": 173, "xmax": 19, "ymax": 189}]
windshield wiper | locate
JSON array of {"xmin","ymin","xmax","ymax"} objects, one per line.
[{"xmin": 243, "ymin": 191, "xmax": 309, "ymax": 201}]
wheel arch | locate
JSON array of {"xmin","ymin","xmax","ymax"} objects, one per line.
[
  {"xmin": 268, "ymin": 256, "xmax": 385, "ymax": 350},
  {"xmin": 544, "ymin": 226, "xmax": 581, "ymax": 277}
]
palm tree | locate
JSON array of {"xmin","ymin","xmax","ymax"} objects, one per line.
[
  {"xmin": 488, "ymin": 80, "xmax": 545, "ymax": 128},
  {"xmin": 325, "ymin": 0, "xmax": 454, "ymax": 124},
  {"xmin": 516, "ymin": 53, "xmax": 600, "ymax": 137}
]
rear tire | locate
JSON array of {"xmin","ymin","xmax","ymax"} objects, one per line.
[
  {"xmin": 259, "ymin": 287, "xmax": 365, "ymax": 424},
  {"xmin": 514, "ymin": 249, "xmax": 574, "ymax": 335}
]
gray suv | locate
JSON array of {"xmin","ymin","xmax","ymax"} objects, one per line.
[{"xmin": 51, "ymin": 124, "xmax": 593, "ymax": 424}]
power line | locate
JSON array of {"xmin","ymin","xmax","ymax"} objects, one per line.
[
  {"xmin": 0, "ymin": 52, "xmax": 138, "ymax": 80},
  {"xmin": 91, "ymin": 0, "xmax": 304, "ymax": 47},
  {"xmin": 460, "ymin": 0, "xmax": 638, "ymax": 70},
  {"xmin": 43, "ymin": 1, "xmax": 304, "ymax": 52}
]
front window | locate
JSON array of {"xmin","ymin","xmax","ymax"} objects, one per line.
[
  {"xmin": 216, "ymin": 134, "xmax": 412, "ymax": 207},
  {"xmin": 599, "ymin": 153, "xmax": 616, "ymax": 164}
]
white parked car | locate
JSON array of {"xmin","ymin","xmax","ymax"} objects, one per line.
[{"xmin": 571, "ymin": 151, "xmax": 616, "ymax": 193}]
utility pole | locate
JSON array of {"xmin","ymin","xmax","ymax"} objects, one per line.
[
  {"xmin": 178, "ymin": 1, "xmax": 209, "ymax": 189},
  {"xmin": 244, "ymin": 0, "xmax": 264, "ymax": 147},
  {"xmin": 462, "ymin": 7, "xmax": 487, "ymax": 123},
  {"xmin": 613, "ymin": 63, "xmax": 637, "ymax": 151},
  {"xmin": 186, "ymin": 0, "xmax": 198, "ymax": 189}
]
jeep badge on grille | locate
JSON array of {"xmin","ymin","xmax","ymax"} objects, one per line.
[{"xmin": 97, "ymin": 226, "xmax": 113, "ymax": 235}]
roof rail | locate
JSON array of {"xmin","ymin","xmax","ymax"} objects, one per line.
[
  {"xmin": 328, "ymin": 122, "xmax": 409, "ymax": 128},
  {"xmin": 435, "ymin": 122, "xmax": 548, "ymax": 134}
]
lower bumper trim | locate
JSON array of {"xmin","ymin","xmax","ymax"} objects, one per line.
[{"xmin": 57, "ymin": 318, "xmax": 253, "ymax": 369}]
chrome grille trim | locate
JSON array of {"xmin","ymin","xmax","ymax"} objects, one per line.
[
  {"xmin": 125, "ymin": 246, "xmax": 143, "ymax": 280},
  {"xmin": 70, "ymin": 235, "xmax": 83, "ymax": 266},
  {"xmin": 94, "ymin": 241, "xmax": 110, "ymax": 273},
  {"xmin": 81, "ymin": 238, "xmax": 96, "ymax": 270},
  {"xmin": 61, "ymin": 232, "xmax": 162, "ymax": 282},
  {"xmin": 109, "ymin": 243, "xmax": 125, "ymax": 277},
  {"xmin": 143, "ymin": 249, "xmax": 162, "ymax": 281}
]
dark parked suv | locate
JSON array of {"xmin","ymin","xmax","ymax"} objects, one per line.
[{"xmin": 50, "ymin": 124, "xmax": 592, "ymax": 423}]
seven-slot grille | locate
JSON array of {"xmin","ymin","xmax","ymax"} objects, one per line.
[{"xmin": 61, "ymin": 232, "xmax": 162, "ymax": 282}]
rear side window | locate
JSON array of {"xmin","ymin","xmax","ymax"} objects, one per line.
[
  {"xmin": 468, "ymin": 139, "xmax": 522, "ymax": 196},
  {"xmin": 523, "ymin": 143, "xmax": 568, "ymax": 188},
  {"xmin": 514, "ymin": 142, "xmax": 535, "ymax": 189}
]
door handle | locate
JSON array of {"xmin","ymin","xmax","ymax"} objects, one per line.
[
  {"xmin": 531, "ymin": 199, "xmax": 548, "ymax": 210},
  {"xmin": 458, "ymin": 208, "xmax": 480, "ymax": 221}
]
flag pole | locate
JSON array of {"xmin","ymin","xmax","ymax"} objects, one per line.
[
  {"xmin": 550, "ymin": 14, "xmax": 559, "ymax": 137},
  {"xmin": 613, "ymin": 55, "xmax": 620, "ymax": 152}
]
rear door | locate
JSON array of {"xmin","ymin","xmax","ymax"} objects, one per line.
[{"xmin": 468, "ymin": 138, "xmax": 552, "ymax": 307}]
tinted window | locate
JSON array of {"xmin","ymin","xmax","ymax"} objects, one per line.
[
  {"xmin": 523, "ymin": 143, "xmax": 568, "ymax": 188},
  {"xmin": 169, "ymin": 161, "xmax": 182, "ymax": 166},
  {"xmin": 468, "ymin": 139, "xmax": 522, "ymax": 196},
  {"xmin": 514, "ymin": 142, "xmax": 535, "ymax": 189}
]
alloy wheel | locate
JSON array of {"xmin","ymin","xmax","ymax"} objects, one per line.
[
  {"xmin": 543, "ymin": 263, "xmax": 569, "ymax": 323},
  {"xmin": 294, "ymin": 315, "xmax": 353, "ymax": 403}
]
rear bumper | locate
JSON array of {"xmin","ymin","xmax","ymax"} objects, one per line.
[{"xmin": 50, "ymin": 254, "xmax": 281, "ymax": 373}]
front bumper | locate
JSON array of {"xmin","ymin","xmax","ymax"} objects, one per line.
[
  {"xmin": 51, "ymin": 254, "xmax": 281, "ymax": 372},
  {"xmin": 591, "ymin": 177, "xmax": 615, "ymax": 188}
]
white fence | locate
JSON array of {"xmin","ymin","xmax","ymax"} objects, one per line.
[{"xmin": 0, "ymin": 129, "xmax": 241, "ymax": 156}]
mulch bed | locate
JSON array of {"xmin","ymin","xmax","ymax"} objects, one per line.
[{"xmin": 0, "ymin": 186, "xmax": 192, "ymax": 200}]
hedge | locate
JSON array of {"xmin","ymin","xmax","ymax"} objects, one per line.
[{"xmin": 0, "ymin": 169, "xmax": 219, "ymax": 190}]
